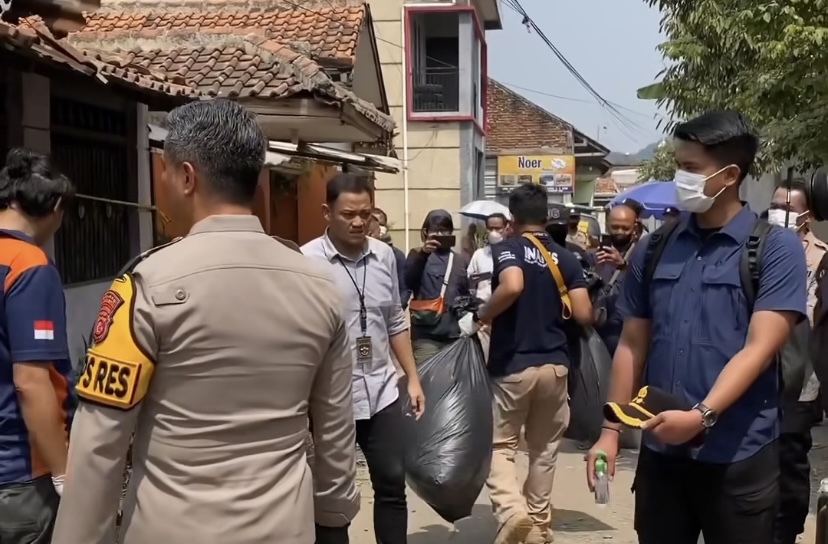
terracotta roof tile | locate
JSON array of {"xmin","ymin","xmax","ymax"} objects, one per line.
[
  {"xmin": 77, "ymin": 2, "xmax": 366, "ymax": 65},
  {"xmin": 593, "ymin": 176, "xmax": 619, "ymax": 196},
  {"xmin": 69, "ymin": 29, "xmax": 394, "ymax": 133},
  {"xmin": 486, "ymin": 78, "xmax": 572, "ymax": 154},
  {"xmin": 0, "ymin": 21, "xmax": 198, "ymax": 98}
]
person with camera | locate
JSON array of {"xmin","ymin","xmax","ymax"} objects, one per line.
[
  {"xmin": 593, "ymin": 202, "xmax": 642, "ymax": 357},
  {"xmin": 405, "ymin": 210, "xmax": 472, "ymax": 364},
  {"xmin": 586, "ymin": 111, "xmax": 807, "ymax": 544},
  {"xmin": 478, "ymin": 184, "xmax": 593, "ymax": 544}
]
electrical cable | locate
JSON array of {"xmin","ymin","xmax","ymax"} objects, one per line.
[{"xmin": 502, "ymin": 0, "xmax": 654, "ymax": 141}]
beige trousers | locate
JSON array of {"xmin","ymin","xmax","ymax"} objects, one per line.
[{"xmin": 486, "ymin": 364, "xmax": 569, "ymax": 534}]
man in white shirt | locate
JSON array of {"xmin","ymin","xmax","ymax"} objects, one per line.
[
  {"xmin": 468, "ymin": 213, "xmax": 509, "ymax": 358},
  {"xmin": 468, "ymin": 213, "xmax": 509, "ymax": 304}
]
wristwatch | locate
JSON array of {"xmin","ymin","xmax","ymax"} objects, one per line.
[{"xmin": 692, "ymin": 403, "xmax": 718, "ymax": 428}]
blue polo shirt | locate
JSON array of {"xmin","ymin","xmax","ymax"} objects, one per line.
[
  {"xmin": 488, "ymin": 233, "xmax": 586, "ymax": 377},
  {"xmin": 618, "ymin": 205, "xmax": 807, "ymax": 463},
  {"xmin": 0, "ymin": 230, "xmax": 73, "ymax": 484}
]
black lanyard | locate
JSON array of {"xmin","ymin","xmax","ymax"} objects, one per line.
[{"xmin": 338, "ymin": 257, "xmax": 369, "ymax": 335}]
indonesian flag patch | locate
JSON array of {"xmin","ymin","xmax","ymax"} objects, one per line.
[{"xmin": 33, "ymin": 320, "xmax": 55, "ymax": 340}]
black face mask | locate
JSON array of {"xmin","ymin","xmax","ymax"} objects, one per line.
[
  {"xmin": 611, "ymin": 234, "xmax": 632, "ymax": 249},
  {"xmin": 545, "ymin": 224, "xmax": 568, "ymax": 246}
]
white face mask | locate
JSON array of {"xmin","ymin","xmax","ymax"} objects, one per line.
[
  {"xmin": 767, "ymin": 209, "xmax": 807, "ymax": 231},
  {"xmin": 488, "ymin": 231, "xmax": 504, "ymax": 245},
  {"xmin": 674, "ymin": 166, "xmax": 731, "ymax": 213},
  {"xmin": 379, "ymin": 225, "xmax": 388, "ymax": 236}
]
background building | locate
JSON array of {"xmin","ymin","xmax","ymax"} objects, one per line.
[{"xmin": 369, "ymin": 0, "xmax": 502, "ymax": 251}]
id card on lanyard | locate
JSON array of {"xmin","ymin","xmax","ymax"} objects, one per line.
[{"xmin": 339, "ymin": 256, "xmax": 372, "ymax": 363}]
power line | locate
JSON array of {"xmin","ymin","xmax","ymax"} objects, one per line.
[
  {"xmin": 501, "ymin": 0, "xmax": 653, "ymax": 142},
  {"xmin": 500, "ymin": 82, "xmax": 669, "ymax": 121},
  {"xmin": 282, "ymin": 0, "xmax": 662, "ymax": 142}
]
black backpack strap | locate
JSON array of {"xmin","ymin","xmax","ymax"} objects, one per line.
[
  {"xmin": 739, "ymin": 220, "xmax": 773, "ymax": 311},
  {"xmin": 642, "ymin": 220, "xmax": 681, "ymax": 286}
]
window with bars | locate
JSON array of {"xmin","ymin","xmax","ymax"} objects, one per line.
[{"xmin": 51, "ymin": 97, "xmax": 131, "ymax": 285}]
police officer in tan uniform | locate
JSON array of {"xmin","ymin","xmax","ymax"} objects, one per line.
[
  {"xmin": 767, "ymin": 181, "xmax": 828, "ymax": 544},
  {"xmin": 565, "ymin": 209, "xmax": 590, "ymax": 249},
  {"xmin": 52, "ymin": 100, "xmax": 359, "ymax": 544}
]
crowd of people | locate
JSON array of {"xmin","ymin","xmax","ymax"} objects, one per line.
[{"xmin": 0, "ymin": 99, "xmax": 822, "ymax": 544}]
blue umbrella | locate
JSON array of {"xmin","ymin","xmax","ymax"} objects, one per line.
[{"xmin": 609, "ymin": 181, "xmax": 677, "ymax": 219}]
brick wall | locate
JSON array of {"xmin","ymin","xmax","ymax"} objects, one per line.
[{"xmin": 486, "ymin": 79, "xmax": 572, "ymax": 153}]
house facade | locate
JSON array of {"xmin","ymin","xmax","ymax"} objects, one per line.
[
  {"xmin": 369, "ymin": 0, "xmax": 502, "ymax": 250},
  {"xmin": 484, "ymin": 79, "xmax": 610, "ymax": 207},
  {"xmin": 72, "ymin": 0, "xmax": 399, "ymax": 244},
  {"xmin": 0, "ymin": 19, "xmax": 198, "ymax": 364}
]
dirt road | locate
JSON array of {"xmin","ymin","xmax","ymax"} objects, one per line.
[{"xmin": 351, "ymin": 436, "xmax": 823, "ymax": 544}]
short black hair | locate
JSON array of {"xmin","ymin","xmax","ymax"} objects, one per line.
[
  {"xmin": 673, "ymin": 110, "xmax": 758, "ymax": 182},
  {"xmin": 509, "ymin": 183, "xmax": 548, "ymax": 225},
  {"xmin": 486, "ymin": 213, "xmax": 508, "ymax": 227},
  {"xmin": 0, "ymin": 148, "xmax": 75, "ymax": 218},
  {"xmin": 164, "ymin": 99, "xmax": 266, "ymax": 205},
  {"xmin": 326, "ymin": 173, "xmax": 373, "ymax": 205},
  {"xmin": 775, "ymin": 179, "xmax": 811, "ymax": 209},
  {"xmin": 421, "ymin": 209, "xmax": 453, "ymax": 232}
]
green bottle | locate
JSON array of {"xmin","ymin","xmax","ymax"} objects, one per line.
[{"xmin": 594, "ymin": 450, "xmax": 610, "ymax": 506}]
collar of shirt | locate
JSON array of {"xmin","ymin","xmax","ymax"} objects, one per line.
[
  {"xmin": 805, "ymin": 230, "xmax": 828, "ymax": 252},
  {"xmin": 321, "ymin": 230, "xmax": 377, "ymax": 264},
  {"xmin": 188, "ymin": 215, "xmax": 265, "ymax": 236},
  {"xmin": 674, "ymin": 203, "xmax": 756, "ymax": 243},
  {"xmin": 0, "ymin": 229, "xmax": 35, "ymax": 244}
]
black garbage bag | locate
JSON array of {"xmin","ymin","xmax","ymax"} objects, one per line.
[
  {"xmin": 401, "ymin": 336, "xmax": 492, "ymax": 523},
  {"xmin": 564, "ymin": 328, "xmax": 613, "ymax": 444}
]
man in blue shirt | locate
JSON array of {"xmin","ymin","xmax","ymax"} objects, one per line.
[
  {"xmin": 479, "ymin": 183, "xmax": 592, "ymax": 544},
  {"xmin": 586, "ymin": 111, "xmax": 807, "ymax": 544},
  {"xmin": 0, "ymin": 148, "xmax": 75, "ymax": 544}
]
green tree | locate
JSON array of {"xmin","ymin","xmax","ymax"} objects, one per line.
[
  {"xmin": 638, "ymin": 140, "xmax": 676, "ymax": 181},
  {"xmin": 640, "ymin": 0, "xmax": 828, "ymax": 172}
]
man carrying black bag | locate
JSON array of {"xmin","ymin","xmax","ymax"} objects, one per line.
[{"xmin": 477, "ymin": 183, "xmax": 593, "ymax": 544}]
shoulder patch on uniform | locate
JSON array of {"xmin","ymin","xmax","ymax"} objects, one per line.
[
  {"xmin": 77, "ymin": 273, "xmax": 154, "ymax": 411},
  {"xmin": 116, "ymin": 236, "xmax": 183, "ymax": 277}
]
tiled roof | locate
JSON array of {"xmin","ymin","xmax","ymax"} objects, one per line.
[
  {"xmin": 77, "ymin": 0, "xmax": 366, "ymax": 66},
  {"xmin": 0, "ymin": 21, "xmax": 198, "ymax": 98},
  {"xmin": 69, "ymin": 29, "xmax": 394, "ymax": 133},
  {"xmin": 486, "ymin": 78, "xmax": 572, "ymax": 154},
  {"xmin": 594, "ymin": 176, "xmax": 619, "ymax": 196}
]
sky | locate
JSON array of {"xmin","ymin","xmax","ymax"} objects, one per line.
[{"xmin": 487, "ymin": 0, "xmax": 667, "ymax": 153}]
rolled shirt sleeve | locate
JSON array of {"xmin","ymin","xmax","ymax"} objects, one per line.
[{"xmin": 386, "ymin": 249, "xmax": 408, "ymax": 337}]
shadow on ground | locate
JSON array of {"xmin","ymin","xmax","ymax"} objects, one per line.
[
  {"xmin": 553, "ymin": 508, "xmax": 614, "ymax": 532},
  {"xmin": 408, "ymin": 504, "xmax": 495, "ymax": 544},
  {"xmin": 407, "ymin": 503, "xmax": 614, "ymax": 543}
]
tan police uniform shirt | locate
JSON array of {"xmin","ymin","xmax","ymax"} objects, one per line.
[
  {"xmin": 52, "ymin": 215, "xmax": 359, "ymax": 544},
  {"xmin": 800, "ymin": 230, "xmax": 828, "ymax": 401},
  {"xmin": 566, "ymin": 229, "xmax": 589, "ymax": 250}
]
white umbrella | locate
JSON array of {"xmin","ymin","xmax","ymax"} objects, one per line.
[{"xmin": 459, "ymin": 200, "xmax": 511, "ymax": 221}]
